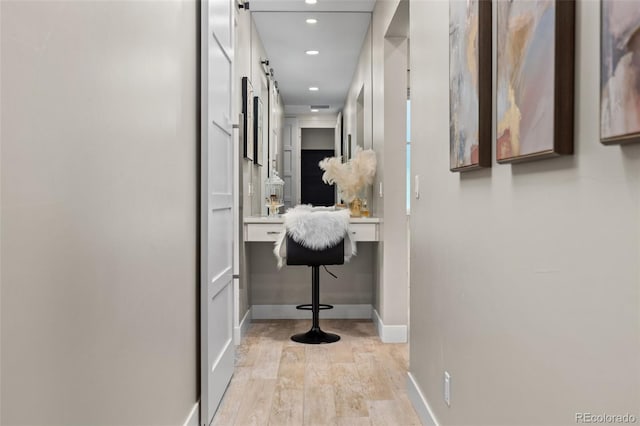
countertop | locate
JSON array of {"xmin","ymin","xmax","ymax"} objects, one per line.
[{"xmin": 243, "ymin": 216, "xmax": 381, "ymax": 224}]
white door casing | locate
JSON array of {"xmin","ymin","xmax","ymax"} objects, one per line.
[
  {"xmin": 282, "ymin": 117, "xmax": 296, "ymax": 209},
  {"xmin": 201, "ymin": 0, "xmax": 234, "ymax": 425}
]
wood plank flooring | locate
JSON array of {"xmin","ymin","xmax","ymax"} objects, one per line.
[{"xmin": 212, "ymin": 319, "xmax": 422, "ymax": 426}]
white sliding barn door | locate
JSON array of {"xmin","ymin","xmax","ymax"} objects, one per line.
[{"xmin": 201, "ymin": 0, "xmax": 234, "ymax": 424}]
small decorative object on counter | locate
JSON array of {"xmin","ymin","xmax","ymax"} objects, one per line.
[
  {"xmin": 349, "ymin": 198, "xmax": 362, "ymax": 217},
  {"xmin": 318, "ymin": 147, "xmax": 377, "ymax": 217},
  {"xmin": 264, "ymin": 166, "xmax": 284, "ymax": 216},
  {"xmin": 360, "ymin": 199, "xmax": 369, "ymax": 217}
]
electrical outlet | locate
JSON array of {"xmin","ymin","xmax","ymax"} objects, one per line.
[
  {"xmin": 444, "ymin": 371, "xmax": 451, "ymax": 407},
  {"xmin": 414, "ymin": 175, "xmax": 420, "ymax": 199}
]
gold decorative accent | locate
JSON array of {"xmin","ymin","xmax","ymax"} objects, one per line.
[{"xmin": 349, "ymin": 198, "xmax": 362, "ymax": 217}]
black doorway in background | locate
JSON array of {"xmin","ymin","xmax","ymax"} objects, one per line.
[{"xmin": 301, "ymin": 149, "xmax": 335, "ymax": 206}]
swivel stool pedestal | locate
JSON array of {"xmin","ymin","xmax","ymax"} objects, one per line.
[{"xmin": 286, "ymin": 235, "xmax": 343, "ymax": 344}]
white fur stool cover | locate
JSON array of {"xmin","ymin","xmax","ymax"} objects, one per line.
[{"xmin": 273, "ymin": 205, "xmax": 356, "ymax": 268}]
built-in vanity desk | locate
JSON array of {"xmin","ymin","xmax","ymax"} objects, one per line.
[
  {"xmin": 244, "ymin": 216, "xmax": 381, "ymax": 242},
  {"xmin": 243, "ymin": 215, "xmax": 380, "ymax": 323}
]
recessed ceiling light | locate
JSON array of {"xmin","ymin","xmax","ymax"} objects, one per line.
[
  {"xmin": 306, "ymin": 18, "xmax": 318, "ymax": 24},
  {"xmin": 309, "ymin": 87, "xmax": 319, "ymax": 91},
  {"xmin": 311, "ymin": 109, "xmax": 319, "ymax": 112},
  {"xmin": 305, "ymin": 50, "xmax": 319, "ymax": 55},
  {"xmin": 305, "ymin": 0, "xmax": 317, "ymax": 4}
]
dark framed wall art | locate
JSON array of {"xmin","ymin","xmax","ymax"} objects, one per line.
[
  {"xmin": 601, "ymin": 0, "xmax": 640, "ymax": 145},
  {"xmin": 496, "ymin": 0, "xmax": 575, "ymax": 163},
  {"xmin": 253, "ymin": 96, "xmax": 264, "ymax": 166},
  {"xmin": 449, "ymin": 0, "xmax": 492, "ymax": 172},
  {"xmin": 242, "ymin": 77, "xmax": 254, "ymax": 161}
]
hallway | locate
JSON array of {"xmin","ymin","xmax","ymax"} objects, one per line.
[
  {"xmin": 213, "ymin": 320, "xmax": 421, "ymax": 426},
  {"xmin": 2, "ymin": 0, "xmax": 640, "ymax": 424}
]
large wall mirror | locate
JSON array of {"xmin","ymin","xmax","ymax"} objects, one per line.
[{"xmin": 249, "ymin": 0, "xmax": 374, "ymax": 208}]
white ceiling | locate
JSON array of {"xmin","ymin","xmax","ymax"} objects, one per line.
[{"xmin": 250, "ymin": 0, "xmax": 375, "ymax": 114}]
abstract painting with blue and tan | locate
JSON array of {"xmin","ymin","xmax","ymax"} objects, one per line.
[
  {"xmin": 496, "ymin": 0, "xmax": 555, "ymax": 161},
  {"xmin": 601, "ymin": 0, "xmax": 640, "ymax": 144},
  {"xmin": 450, "ymin": 0, "xmax": 480, "ymax": 169}
]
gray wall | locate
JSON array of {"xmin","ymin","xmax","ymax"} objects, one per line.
[
  {"xmin": 409, "ymin": 1, "xmax": 640, "ymax": 424},
  {"xmin": 381, "ymin": 33, "xmax": 408, "ymax": 326},
  {"xmin": 344, "ymin": 0, "xmax": 406, "ymax": 327},
  {"xmin": 1, "ymin": 1, "xmax": 199, "ymax": 424},
  {"xmin": 301, "ymin": 128, "xmax": 334, "ymax": 150}
]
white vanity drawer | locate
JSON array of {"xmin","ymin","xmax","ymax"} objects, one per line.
[
  {"xmin": 245, "ymin": 223, "xmax": 284, "ymax": 242},
  {"xmin": 349, "ymin": 223, "xmax": 378, "ymax": 242},
  {"xmin": 244, "ymin": 220, "xmax": 379, "ymax": 242}
]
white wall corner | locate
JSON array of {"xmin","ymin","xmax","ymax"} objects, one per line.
[
  {"xmin": 372, "ymin": 308, "xmax": 407, "ymax": 343},
  {"xmin": 407, "ymin": 373, "xmax": 440, "ymax": 426},
  {"xmin": 251, "ymin": 304, "xmax": 372, "ymax": 320},
  {"xmin": 182, "ymin": 401, "xmax": 200, "ymax": 426},
  {"xmin": 234, "ymin": 308, "xmax": 252, "ymax": 345}
]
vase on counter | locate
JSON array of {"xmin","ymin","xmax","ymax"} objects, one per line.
[{"xmin": 349, "ymin": 197, "xmax": 362, "ymax": 217}]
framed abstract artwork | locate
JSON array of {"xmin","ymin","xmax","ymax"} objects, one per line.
[
  {"xmin": 242, "ymin": 77, "xmax": 254, "ymax": 161},
  {"xmin": 449, "ymin": 0, "xmax": 492, "ymax": 172},
  {"xmin": 601, "ymin": 0, "xmax": 640, "ymax": 145},
  {"xmin": 496, "ymin": 0, "xmax": 575, "ymax": 163}
]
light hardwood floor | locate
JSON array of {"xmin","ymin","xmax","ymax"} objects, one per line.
[{"xmin": 212, "ymin": 319, "xmax": 422, "ymax": 426}]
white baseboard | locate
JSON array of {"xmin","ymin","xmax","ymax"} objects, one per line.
[
  {"xmin": 234, "ymin": 308, "xmax": 251, "ymax": 345},
  {"xmin": 407, "ymin": 373, "xmax": 440, "ymax": 426},
  {"xmin": 251, "ymin": 304, "xmax": 372, "ymax": 320},
  {"xmin": 182, "ymin": 401, "xmax": 199, "ymax": 426},
  {"xmin": 372, "ymin": 308, "xmax": 408, "ymax": 343}
]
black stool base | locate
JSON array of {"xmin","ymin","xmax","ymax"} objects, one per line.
[
  {"xmin": 290, "ymin": 265, "xmax": 340, "ymax": 344},
  {"xmin": 291, "ymin": 327, "xmax": 340, "ymax": 344}
]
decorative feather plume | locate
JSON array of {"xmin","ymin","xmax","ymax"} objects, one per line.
[{"xmin": 318, "ymin": 147, "xmax": 377, "ymax": 202}]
